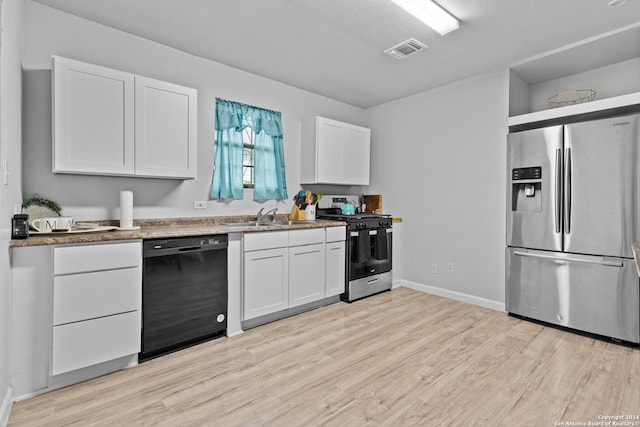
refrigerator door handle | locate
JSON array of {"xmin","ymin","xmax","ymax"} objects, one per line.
[
  {"xmin": 513, "ymin": 251, "xmax": 623, "ymax": 267},
  {"xmin": 564, "ymin": 147, "xmax": 572, "ymax": 234},
  {"xmin": 555, "ymin": 148, "xmax": 562, "ymax": 233}
]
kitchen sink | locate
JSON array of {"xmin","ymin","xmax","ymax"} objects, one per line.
[
  {"xmin": 222, "ymin": 220, "xmax": 310, "ymax": 227},
  {"xmin": 222, "ymin": 221, "xmax": 273, "ymax": 227},
  {"xmin": 271, "ymin": 220, "xmax": 309, "ymax": 225}
]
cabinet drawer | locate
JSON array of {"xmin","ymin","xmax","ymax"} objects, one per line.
[
  {"xmin": 54, "ymin": 241, "xmax": 141, "ymax": 275},
  {"xmin": 244, "ymin": 231, "xmax": 288, "ymax": 251},
  {"xmin": 52, "ymin": 310, "xmax": 140, "ymax": 375},
  {"xmin": 53, "ymin": 266, "xmax": 142, "ymax": 325},
  {"xmin": 289, "ymin": 228, "xmax": 325, "ymax": 246},
  {"xmin": 326, "ymin": 226, "xmax": 346, "ymax": 242}
]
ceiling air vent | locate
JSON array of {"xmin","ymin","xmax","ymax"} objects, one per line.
[{"xmin": 384, "ymin": 38, "xmax": 427, "ymax": 60}]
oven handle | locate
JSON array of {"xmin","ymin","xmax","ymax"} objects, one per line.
[{"xmin": 350, "ymin": 229, "xmax": 392, "ymax": 237}]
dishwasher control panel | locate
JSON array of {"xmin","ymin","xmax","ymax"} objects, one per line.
[
  {"xmin": 200, "ymin": 237, "xmax": 225, "ymax": 246},
  {"xmin": 143, "ymin": 234, "xmax": 228, "ymax": 256}
]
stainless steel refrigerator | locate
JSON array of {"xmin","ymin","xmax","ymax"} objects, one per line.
[{"xmin": 506, "ymin": 113, "xmax": 640, "ymax": 344}]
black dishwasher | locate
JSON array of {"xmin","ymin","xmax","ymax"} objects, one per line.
[{"xmin": 140, "ymin": 235, "xmax": 228, "ymax": 361}]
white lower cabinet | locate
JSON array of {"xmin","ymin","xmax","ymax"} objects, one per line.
[
  {"xmin": 325, "ymin": 242, "xmax": 346, "ymax": 297},
  {"xmin": 289, "ymin": 243, "xmax": 325, "ymax": 308},
  {"xmin": 10, "ymin": 240, "xmax": 143, "ymax": 397},
  {"xmin": 243, "ymin": 227, "xmax": 345, "ymax": 322},
  {"xmin": 52, "ymin": 241, "xmax": 142, "ymax": 375},
  {"xmin": 325, "ymin": 226, "xmax": 346, "ymax": 297},
  {"xmin": 243, "ymin": 247, "xmax": 289, "ymax": 320}
]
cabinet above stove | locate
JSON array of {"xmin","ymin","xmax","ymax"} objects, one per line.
[{"xmin": 300, "ymin": 116, "xmax": 370, "ymax": 186}]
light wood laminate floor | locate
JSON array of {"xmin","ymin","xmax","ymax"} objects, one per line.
[{"xmin": 9, "ymin": 287, "xmax": 640, "ymax": 426}]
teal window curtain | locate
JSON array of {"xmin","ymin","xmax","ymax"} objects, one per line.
[{"xmin": 211, "ymin": 98, "xmax": 288, "ymax": 201}]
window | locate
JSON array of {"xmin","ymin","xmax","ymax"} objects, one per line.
[
  {"xmin": 211, "ymin": 98, "xmax": 288, "ymax": 201},
  {"xmin": 242, "ymin": 127, "xmax": 255, "ymax": 188}
]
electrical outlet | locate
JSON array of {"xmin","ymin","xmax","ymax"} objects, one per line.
[
  {"xmin": 432, "ymin": 264, "xmax": 438, "ymax": 274},
  {"xmin": 193, "ymin": 201, "xmax": 207, "ymax": 210},
  {"xmin": 448, "ymin": 262, "xmax": 454, "ymax": 272}
]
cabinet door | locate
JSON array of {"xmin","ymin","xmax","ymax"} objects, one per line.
[
  {"xmin": 289, "ymin": 243, "xmax": 325, "ymax": 308},
  {"xmin": 244, "ymin": 248, "xmax": 289, "ymax": 320},
  {"xmin": 316, "ymin": 118, "xmax": 345, "ymax": 184},
  {"xmin": 325, "ymin": 241, "xmax": 346, "ymax": 297},
  {"xmin": 134, "ymin": 76, "xmax": 197, "ymax": 179},
  {"xmin": 53, "ymin": 56, "xmax": 135, "ymax": 175},
  {"xmin": 342, "ymin": 125, "xmax": 370, "ymax": 185}
]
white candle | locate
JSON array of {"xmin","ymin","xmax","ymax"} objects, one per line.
[{"xmin": 120, "ymin": 191, "xmax": 133, "ymax": 229}]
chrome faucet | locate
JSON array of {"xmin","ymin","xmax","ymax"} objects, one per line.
[
  {"xmin": 256, "ymin": 208, "xmax": 278, "ymax": 222},
  {"xmin": 264, "ymin": 208, "xmax": 278, "ymax": 221}
]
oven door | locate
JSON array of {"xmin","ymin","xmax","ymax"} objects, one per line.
[{"xmin": 349, "ymin": 228, "xmax": 392, "ymax": 280}]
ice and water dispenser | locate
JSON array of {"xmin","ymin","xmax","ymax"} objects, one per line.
[{"xmin": 511, "ymin": 166, "xmax": 542, "ymax": 213}]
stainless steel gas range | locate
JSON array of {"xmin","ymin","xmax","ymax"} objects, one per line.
[{"xmin": 317, "ymin": 196, "xmax": 392, "ymax": 302}]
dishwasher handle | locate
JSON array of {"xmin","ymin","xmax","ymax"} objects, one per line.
[{"xmin": 178, "ymin": 246, "xmax": 202, "ymax": 252}]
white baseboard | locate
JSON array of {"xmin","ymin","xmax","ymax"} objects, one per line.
[
  {"xmin": 226, "ymin": 330, "xmax": 244, "ymax": 338},
  {"xmin": 398, "ymin": 280, "xmax": 506, "ymax": 312},
  {"xmin": 0, "ymin": 386, "xmax": 13, "ymax": 427},
  {"xmin": 13, "ymin": 355, "xmax": 138, "ymax": 402}
]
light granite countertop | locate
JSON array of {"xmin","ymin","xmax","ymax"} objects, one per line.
[{"xmin": 9, "ymin": 215, "xmax": 346, "ymax": 248}]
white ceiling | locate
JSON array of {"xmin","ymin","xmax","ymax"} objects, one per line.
[{"xmin": 31, "ymin": 0, "xmax": 640, "ymax": 108}]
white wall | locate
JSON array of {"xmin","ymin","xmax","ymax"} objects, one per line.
[
  {"xmin": 0, "ymin": 0, "xmax": 25, "ymax": 423},
  {"xmin": 365, "ymin": 71, "xmax": 509, "ymax": 308},
  {"xmin": 21, "ymin": 1, "xmax": 366, "ymax": 221}
]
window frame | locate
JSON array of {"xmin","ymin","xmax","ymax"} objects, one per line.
[{"xmin": 242, "ymin": 127, "xmax": 255, "ymax": 189}]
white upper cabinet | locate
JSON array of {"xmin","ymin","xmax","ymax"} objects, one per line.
[
  {"xmin": 53, "ymin": 57, "xmax": 135, "ymax": 176},
  {"xmin": 52, "ymin": 56, "xmax": 197, "ymax": 179},
  {"xmin": 301, "ymin": 116, "xmax": 371, "ymax": 185},
  {"xmin": 134, "ymin": 76, "xmax": 197, "ymax": 178}
]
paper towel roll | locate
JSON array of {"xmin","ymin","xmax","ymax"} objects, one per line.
[{"xmin": 120, "ymin": 191, "xmax": 133, "ymax": 229}]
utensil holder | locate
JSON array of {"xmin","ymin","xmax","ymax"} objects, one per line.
[
  {"xmin": 289, "ymin": 205, "xmax": 306, "ymax": 220},
  {"xmin": 305, "ymin": 204, "xmax": 316, "ymax": 220}
]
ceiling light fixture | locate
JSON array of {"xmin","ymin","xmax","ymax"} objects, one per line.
[{"xmin": 390, "ymin": 0, "xmax": 459, "ymax": 35}]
